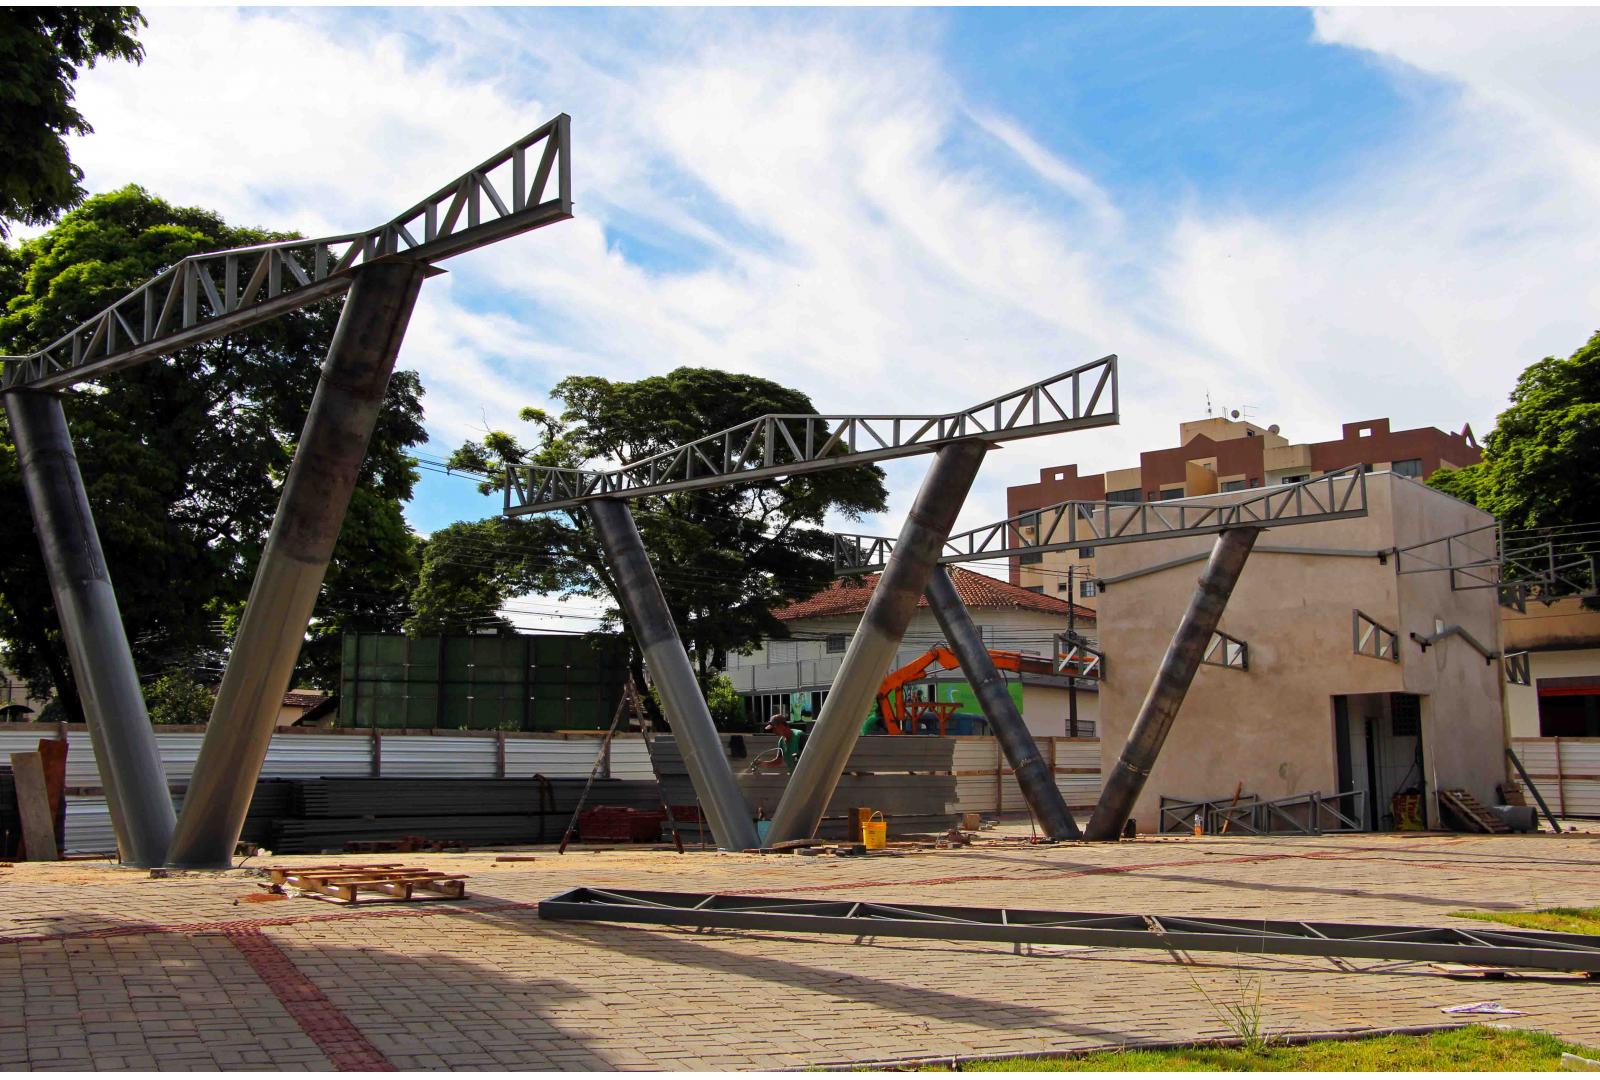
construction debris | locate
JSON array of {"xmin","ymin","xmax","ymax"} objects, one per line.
[{"xmin": 265, "ymin": 863, "xmax": 468, "ymax": 904}]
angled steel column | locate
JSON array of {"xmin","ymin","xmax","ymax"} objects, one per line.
[
  {"xmin": 4, "ymin": 390, "xmax": 176, "ymax": 866},
  {"xmin": 925, "ymin": 565, "xmax": 1080, "ymax": 839},
  {"xmin": 767, "ymin": 439, "xmax": 988, "ymax": 844},
  {"xmin": 166, "ymin": 260, "xmax": 427, "ymax": 868},
  {"xmin": 1085, "ymin": 526, "xmax": 1261, "ymax": 841},
  {"xmin": 588, "ymin": 497, "xmax": 759, "ymax": 851}
]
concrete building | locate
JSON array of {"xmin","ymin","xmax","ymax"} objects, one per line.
[
  {"xmin": 1008, "ymin": 414, "xmax": 1482, "ymax": 610},
  {"xmin": 1504, "ymin": 599, "xmax": 1600, "ymax": 738},
  {"xmin": 728, "ymin": 566, "xmax": 1099, "ymax": 737},
  {"xmin": 1093, "ymin": 472, "xmax": 1504, "ymax": 833}
]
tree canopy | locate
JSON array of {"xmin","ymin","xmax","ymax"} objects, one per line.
[
  {"xmin": 0, "ymin": 7, "xmax": 145, "ymax": 237},
  {"xmin": 436, "ymin": 368, "xmax": 888, "ymax": 714},
  {"xmin": 0, "ymin": 185, "xmax": 427, "ymax": 714},
  {"xmin": 1428, "ymin": 330, "xmax": 1600, "ymax": 530}
]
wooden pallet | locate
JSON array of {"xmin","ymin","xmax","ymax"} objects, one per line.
[
  {"xmin": 1439, "ymin": 789, "xmax": 1512, "ymax": 834},
  {"xmin": 264, "ymin": 864, "xmax": 469, "ymax": 904}
]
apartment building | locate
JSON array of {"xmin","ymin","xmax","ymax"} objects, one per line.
[{"xmin": 1008, "ymin": 414, "xmax": 1482, "ymax": 607}]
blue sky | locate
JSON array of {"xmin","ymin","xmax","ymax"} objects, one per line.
[{"xmin": 59, "ymin": 7, "xmax": 1600, "ymax": 625}]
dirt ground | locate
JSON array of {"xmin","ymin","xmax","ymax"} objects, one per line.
[{"xmin": 4, "ymin": 826, "xmax": 1600, "ymax": 1070}]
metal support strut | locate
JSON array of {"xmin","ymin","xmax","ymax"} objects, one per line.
[
  {"xmin": 588, "ymin": 498, "xmax": 759, "ymax": 851},
  {"xmin": 1086, "ymin": 526, "xmax": 1261, "ymax": 841},
  {"xmin": 166, "ymin": 260, "xmax": 428, "ymax": 868},
  {"xmin": 4, "ymin": 390, "xmax": 177, "ymax": 866},
  {"xmin": 767, "ymin": 439, "xmax": 989, "ymax": 844},
  {"xmin": 924, "ymin": 566, "xmax": 1081, "ymax": 839}
]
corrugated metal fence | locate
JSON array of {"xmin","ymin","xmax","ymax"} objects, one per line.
[
  {"xmin": 1, "ymin": 725, "xmax": 1101, "ymax": 853},
  {"xmin": 1511, "ymin": 737, "xmax": 1600, "ymax": 818}
]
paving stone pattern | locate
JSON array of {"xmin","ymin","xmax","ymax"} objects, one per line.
[{"xmin": 3, "ymin": 832, "xmax": 1600, "ymax": 1070}]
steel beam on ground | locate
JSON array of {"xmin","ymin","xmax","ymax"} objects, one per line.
[
  {"xmin": 539, "ymin": 887, "xmax": 1600, "ymax": 974},
  {"xmin": 1086, "ymin": 526, "xmax": 1262, "ymax": 841},
  {"xmin": 924, "ymin": 566, "xmax": 1080, "ymax": 839},
  {"xmin": 4, "ymin": 390, "xmax": 176, "ymax": 866},
  {"xmin": 766, "ymin": 440, "xmax": 988, "ymax": 845},
  {"xmin": 835, "ymin": 466, "xmax": 1364, "ymax": 573},
  {"xmin": 505, "ymin": 357, "xmax": 1118, "ymax": 514},
  {"xmin": 166, "ymin": 260, "xmax": 428, "ymax": 868},
  {"xmin": 588, "ymin": 498, "xmax": 759, "ymax": 851}
]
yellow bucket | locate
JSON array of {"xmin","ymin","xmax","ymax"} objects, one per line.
[{"xmin": 862, "ymin": 812, "xmax": 887, "ymax": 851}]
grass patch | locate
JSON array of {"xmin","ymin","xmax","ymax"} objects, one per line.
[
  {"xmin": 921, "ymin": 1026, "xmax": 1596, "ymax": 1071},
  {"xmin": 1452, "ymin": 906, "xmax": 1600, "ymax": 935}
]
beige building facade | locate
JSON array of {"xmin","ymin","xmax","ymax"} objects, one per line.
[
  {"xmin": 1503, "ymin": 599, "xmax": 1600, "ymax": 739},
  {"xmin": 1093, "ymin": 472, "xmax": 1504, "ymax": 833}
]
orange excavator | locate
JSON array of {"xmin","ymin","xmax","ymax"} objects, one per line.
[{"xmin": 875, "ymin": 645, "xmax": 1061, "ymax": 735}]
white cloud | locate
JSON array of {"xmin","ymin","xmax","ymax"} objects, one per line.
[{"xmin": 56, "ymin": 6, "xmax": 1600, "ymax": 567}]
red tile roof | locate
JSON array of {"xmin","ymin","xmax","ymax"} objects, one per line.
[{"xmin": 771, "ymin": 566, "xmax": 1094, "ymax": 622}]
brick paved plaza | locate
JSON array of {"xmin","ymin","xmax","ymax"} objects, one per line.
[{"xmin": 3, "ymin": 830, "xmax": 1600, "ymax": 1070}]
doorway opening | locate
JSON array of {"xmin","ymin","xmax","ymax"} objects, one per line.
[{"xmin": 1334, "ymin": 692, "xmax": 1427, "ymax": 830}]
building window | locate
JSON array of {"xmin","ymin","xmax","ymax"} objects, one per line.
[
  {"xmin": 1280, "ymin": 474, "xmax": 1309, "ymax": 485},
  {"xmin": 1079, "ymin": 580, "xmax": 1097, "ymax": 598},
  {"xmin": 1393, "ymin": 458, "xmax": 1423, "ymax": 478},
  {"xmin": 1158, "ymin": 488, "xmax": 1185, "ymax": 500},
  {"xmin": 1077, "ymin": 546, "xmax": 1095, "ymax": 557},
  {"xmin": 1106, "ymin": 488, "xmax": 1141, "ymax": 504},
  {"xmin": 1221, "ymin": 479, "xmax": 1248, "ymax": 492},
  {"xmin": 1057, "ymin": 581, "xmax": 1069, "ymax": 592},
  {"xmin": 1018, "ymin": 508, "xmax": 1039, "ymax": 530},
  {"xmin": 1024, "ymin": 585, "xmax": 1044, "ymax": 594},
  {"xmin": 1020, "ymin": 551, "xmax": 1043, "ymax": 565},
  {"xmin": 825, "ymin": 634, "xmax": 846, "ymax": 654}
]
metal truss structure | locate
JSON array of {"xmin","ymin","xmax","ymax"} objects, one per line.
[
  {"xmin": 2, "ymin": 116, "xmax": 571, "ymax": 391},
  {"xmin": 4, "ymin": 116, "xmax": 574, "ymax": 868},
  {"xmin": 1200, "ymin": 630, "xmax": 1248, "ymax": 671},
  {"xmin": 1394, "ymin": 521, "xmax": 1599, "ymax": 608},
  {"xmin": 833, "ymin": 466, "xmax": 1367, "ymax": 574},
  {"xmin": 1159, "ymin": 790, "xmax": 1365, "ymax": 835},
  {"xmin": 504, "ymin": 356, "xmax": 1118, "ymax": 514},
  {"xmin": 1352, "ymin": 610, "xmax": 1400, "ymax": 661},
  {"xmin": 539, "ymin": 887, "xmax": 1600, "ymax": 974}
]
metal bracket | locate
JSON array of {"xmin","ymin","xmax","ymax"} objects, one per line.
[
  {"xmin": 1199, "ymin": 630, "xmax": 1248, "ymax": 671},
  {"xmin": 1352, "ymin": 610, "xmax": 1400, "ymax": 662}
]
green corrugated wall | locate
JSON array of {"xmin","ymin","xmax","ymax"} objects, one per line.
[{"xmin": 339, "ymin": 633, "xmax": 628, "ymax": 731}]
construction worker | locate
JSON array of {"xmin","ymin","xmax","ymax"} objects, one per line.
[{"xmin": 764, "ymin": 713, "xmax": 810, "ymax": 772}]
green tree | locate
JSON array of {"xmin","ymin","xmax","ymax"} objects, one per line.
[
  {"xmin": 0, "ymin": 185, "xmax": 427, "ymax": 713},
  {"xmin": 0, "ymin": 7, "xmax": 146, "ymax": 237},
  {"xmin": 439, "ymin": 368, "xmax": 888, "ymax": 712},
  {"xmin": 1428, "ymin": 330, "xmax": 1600, "ymax": 529},
  {"xmin": 144, "ymin": 671, "xmax": 214, "ymax": 726}
]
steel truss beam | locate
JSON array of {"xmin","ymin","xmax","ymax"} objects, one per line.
[
  {"xmin": 539, "ymin": 887, "xmax": 1600, "ymax": 973},
  {"xmin": 504, "ymin": 356, "xmax": 1118, "ymax": 514},
  {"xmin": 1, "ymin": 116, "xmax": 572, "ymax": 392},
  {"xmin": 1394, "ymin": 522, "xmax": 1599, "ymax": 604},
  {"xmin": 833, "ymin": 466, "xmax": 1367, "ymax": 573}
]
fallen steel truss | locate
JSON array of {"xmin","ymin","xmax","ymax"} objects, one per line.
[
  {"xmin": 1394, "ymin": 521, "xmax": 1600, "ymax": 605},
  {"xmin": 539, "ymin": 886, "xmax": 1600, "ymax": 974},
  {"xmin": 2, "ymin": 115, "xmax": 571, "ymax": 391},
  {"xmin": 834, "ymin": 465, "xmax": 1366, "ymax": 573},
  {"xmin": 504, "ymin": 355, "xmax": 1118, "ymax": 514}
]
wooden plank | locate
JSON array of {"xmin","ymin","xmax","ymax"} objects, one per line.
[
  {"xmin": 37, "ymin": 737, "xmax": 67, "ymax": 852},
  {"xmin": 10, "ymin": 751, "xmax": 58, "ymax": 860}
]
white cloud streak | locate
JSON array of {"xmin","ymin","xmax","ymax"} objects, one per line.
[{"xmin": 57, "ymin": 6, "xmax": 1600, "ymax": 555}]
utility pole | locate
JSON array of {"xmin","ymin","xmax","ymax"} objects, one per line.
[{"xmin": 1067, "ymin": 564, "xmax": 1078, "ymax": 738}]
